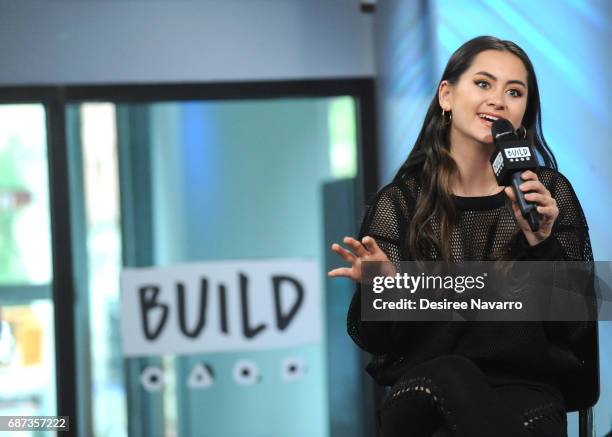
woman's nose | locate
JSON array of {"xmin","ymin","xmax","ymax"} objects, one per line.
[
  {"xmin": 486, "ymin": 96, "xmax": 505, "ymax": 110},
  {"xmin": 487, "ymin": 90, "xmax": 506, "ymax": 109}
]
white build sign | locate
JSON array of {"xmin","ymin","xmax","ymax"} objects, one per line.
[{"xmin": 120, "ymin": 259, "xmax": 322, "ymax": 357}]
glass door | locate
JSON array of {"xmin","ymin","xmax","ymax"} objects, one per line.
[
  {"xmin": 67, "ymin": 93, "xmax": 367, "ymax": 436},
  {"xmin": 0, "ymin": 104, "xmax": 57, "ymax": 429}
]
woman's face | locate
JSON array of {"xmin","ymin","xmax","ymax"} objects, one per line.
[{"xmin": 439, "ymin": 49, "xmax": 529, "ymax": 146}]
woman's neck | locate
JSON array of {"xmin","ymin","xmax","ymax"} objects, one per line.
[{"xmin": 449, "ymin": 137, "xmax": 501, "ymax": 197}]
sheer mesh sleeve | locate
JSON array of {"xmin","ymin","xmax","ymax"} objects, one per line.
[
  {"xmin": 548, "ymin": 171, "xmax": 596, "ymax": 346},
  {"xmin": 547, "ymin": 170, "xmax": 593, "ymax": 261},
  {"xmin": 515, "ymin": 169, "xmax": 596, "ymax": 348},
  {"xmin": 346, "ymin": 183, "xmax": 409, "ymax": 355}
]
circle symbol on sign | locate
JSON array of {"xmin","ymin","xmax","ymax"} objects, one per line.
[
  {"xmin": 233, "ymin": 359, "xmax": 260, "ymax": 385},
  {"xmin": 141, "ymin": 366, "xmax": 165, "ymax": 391},
  {"xmin": 281, "ymin": 356, "xmax": 306, "ymax": 382}
]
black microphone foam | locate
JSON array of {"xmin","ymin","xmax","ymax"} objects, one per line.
[
  {"xmin": 489, "ymin": 117, "xmax": 540, "ymax": 232},
  {"xmin": 491, "ymin": 118, "xmax": 516, "ymax": 141}
]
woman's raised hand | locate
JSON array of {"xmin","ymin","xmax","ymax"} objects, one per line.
[
  {"xmin": 327, "ymin": 236, "xmax": 391, "ymax": 283},
  {"xmin": 504, "ymin": 170, "xmax": 559, "ymax": 246}
]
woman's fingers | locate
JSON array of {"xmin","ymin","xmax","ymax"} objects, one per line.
[
  {"xmin": 524, "ymin": 192, "xmax": 555, "ymax": 206},
  {"xmin": 536, "ymin": 205, "xmax": 557, "ymax": 216},
  {"xmin": 329, "ymin": 236, "xmax": 392, "ymax": 281},
  {"xmin": 331, "ymin": 243, "xmax": 356, "ymax": 264},
  {"xmin": 520, "ymin": 170, "xmax": 538, "ymax": 181},
  {"xmin": 343, "ymin": 236, "xmax": 369, "ymax": 257},
  {"xmin": 327, "ymin": 267, "xmax": 354, "ymax": 279},
  {"xmin": 510, "ymin": 200, "xmax": 524, "ymax": 222},
  {"xmin": 518, "ymin": 180, "xmax": 550, "ymax": 196},
  {"xmin": 361, "ymin": 236, "xmax": 380, "ymax": 253},
  {"xmin": 505, "ymin": 183, "xmax": 554, "ymax": 207},
  {"xmin": 500, "ymin": 172, "xmax": 559, "ymax": 244},
  {"xmin": 537, "ymin": 202, "xmax": 559, "ymax": 220}
]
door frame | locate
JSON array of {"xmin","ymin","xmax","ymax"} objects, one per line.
[{"xmin": 0, "ymin": 78, "xmax": 379, "ymax": 436}]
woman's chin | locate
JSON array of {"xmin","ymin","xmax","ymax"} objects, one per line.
[
  {"xmin": 472, "ymin": 126, "xmax": 494, "ymax": 145},
  {"xmin": 476, "ymin": 134, "xmax": 494, "ymax": 146}
]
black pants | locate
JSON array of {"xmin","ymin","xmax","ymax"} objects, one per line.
[{"xmin": 378, "ymin": 355, "xmax": 567, "ymax": 437}]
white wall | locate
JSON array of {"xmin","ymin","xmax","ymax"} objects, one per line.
[{"xmin": 0, "ymin": 0, "xmax": 374, "ymax": 85}]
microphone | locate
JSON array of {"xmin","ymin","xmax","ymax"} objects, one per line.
[{"xmin": 489, "ymin": 118, "xmax": 540, "ymax": 232}]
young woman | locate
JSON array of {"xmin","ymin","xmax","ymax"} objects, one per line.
[{"xmin": 328, "ymin": 36, "xmax": 593, "ymax": 437}]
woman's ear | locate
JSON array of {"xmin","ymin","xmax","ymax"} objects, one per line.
[{"xmin": 438, "ymin": 80, "xmax": 452, "ymax": 111}]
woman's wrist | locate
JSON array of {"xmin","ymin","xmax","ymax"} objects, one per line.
[
  {"xmin": 524, "ymin": 232, "xmax": 550, "ymax": 247},
  {"xmin": 513, "ymin": 232, "xmax": 565, "ymax": 261}
]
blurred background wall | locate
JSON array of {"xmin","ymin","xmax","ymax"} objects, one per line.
[
  {"xmin": 0, "ymin": 0, "xmax": 609, "ymax": 436},
  {"xmin": 0, "ymin": 0, "xmax": 374, "ymax": 84}
]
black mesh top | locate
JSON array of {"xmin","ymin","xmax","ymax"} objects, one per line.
[{"xmin": 347, "ymin": 166, "xmax": 593, "ymax": 394}]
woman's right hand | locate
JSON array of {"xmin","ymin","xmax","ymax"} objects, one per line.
[{"xmin": 327, "ymin": 236, "xmax": 391, "ymax": 283}]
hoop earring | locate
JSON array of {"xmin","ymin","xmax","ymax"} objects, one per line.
[
  {"xmin": 517, "ymin": 125, "xmax": 527, "ymax": 139},
  {"xmin": 441, "ymin": 109, "xmax": 452, "ymax": 125}
]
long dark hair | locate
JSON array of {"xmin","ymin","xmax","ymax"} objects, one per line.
[{"xmin": 394, "ymin": 36, "xmax": 557, "ymax": 260}]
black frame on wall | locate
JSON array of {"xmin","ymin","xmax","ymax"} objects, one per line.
[
  {"xmin": 0, "ymin": 86, "xmax": 78, "ymax": 436},
  {"xmin": 0, "ymin": 78, "xmax": 380, "ymax": 437}
]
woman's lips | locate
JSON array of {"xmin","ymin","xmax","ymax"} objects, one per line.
[{"xmin": 479, "ymin": 116, "xmax": 494, "ymax": 127}]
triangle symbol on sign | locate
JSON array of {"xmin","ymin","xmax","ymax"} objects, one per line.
[{"xmin": 187, "ymin": 363, "xmax": 214, "ymax": 389}]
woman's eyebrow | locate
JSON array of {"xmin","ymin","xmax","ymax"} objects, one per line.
[{"xmin": 474, "ymin": 71, "xmax": 527, "ymax": 88}]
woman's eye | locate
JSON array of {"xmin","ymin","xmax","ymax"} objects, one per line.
[
  {"xmin": 475, "ymin": 80, "xmax": 489, "ymax": 89},
  {"xmin": 506, "ymin": 89, "xmax": 523, "ymax": 97}
]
